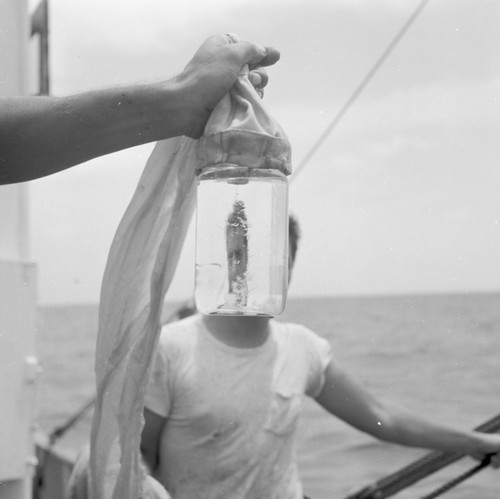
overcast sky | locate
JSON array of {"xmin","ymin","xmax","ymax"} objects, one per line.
[{"xmin": 27, "ymin": 0, "xmax": 500, "ymax": 305}]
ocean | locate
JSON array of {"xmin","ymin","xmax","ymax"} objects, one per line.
[{"xmin": 35, "ymin": 293, "xmax": 500, "ymax": 498}]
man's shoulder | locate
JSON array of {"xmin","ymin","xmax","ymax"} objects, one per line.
[
  {"xmin": 273, "ymin": 320, "xmax": 330, "ymax": 352},
  {"xmin": 273, "ymin": 320, "xmax": 318, "ymax": 341},
  {"xmin": 158, "ymin": 314, "xmax": 201, "ymax": 347}
]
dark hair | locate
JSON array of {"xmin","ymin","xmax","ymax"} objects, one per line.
[{"xmin": 288, "ymin": 214, "xmax": 300, "ymax": 263}]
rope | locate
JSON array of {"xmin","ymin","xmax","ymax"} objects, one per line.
[
  {"xmin": 420, "ymin": 454, "xmax": 494, "ymax": 499},
  {"xmin": 48, "ymin": 394, "xmax": 95, "ymax": 442},
  {"xmin": 345, "ymin": 413, "xmax": 500, "ymax": 499},
  {"xmin": 291, "ymin": 0, "xmax": 431, "ymax": 183}
]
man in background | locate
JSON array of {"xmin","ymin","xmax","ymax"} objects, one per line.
[{"xmin": 141, "ymin": 216, "xmax": 500, "ymax": 498}]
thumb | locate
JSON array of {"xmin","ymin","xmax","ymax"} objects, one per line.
[{"xmin": 232, "ymin": 40, "xmax": 280, "ymax": 68}]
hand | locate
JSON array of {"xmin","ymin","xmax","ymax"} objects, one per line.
[
  {"xmin": 176, "ymin": 34, "xmax": 280, "ymax": 138},
  {"xmin": 142, "ymin": 475, "xmax": 172, "ymax": 499},
  {"xmin": 489, "ymin": 452, "xmax": 500, "ymax": 469},
  {"xmin": 471, "ymin": 433, "xmax": 500, "ymax": 469}
]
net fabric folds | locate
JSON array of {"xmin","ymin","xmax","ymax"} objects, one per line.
[
  {"xmin": 88, "ymin": 136, "xmax": 196, "ymax": 499},
  {"xmin": 197, "ymin": 70, "xmax": 291, "ymax": 173},
  {"xmin": 88, "ymin": 70, "xmax": 291, "ymax": 499}
]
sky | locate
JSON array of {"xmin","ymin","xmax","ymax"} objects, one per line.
[{"xmin": 26, "ymin": 0, "xmax": 500, "ymax": 305}]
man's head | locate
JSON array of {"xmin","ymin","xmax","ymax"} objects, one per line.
[{"xmin": 288, "ymin": 214, "xmax": 300, "ymax": 276}]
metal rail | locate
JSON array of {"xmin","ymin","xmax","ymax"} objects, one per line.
[{"xmin": 346, "ymin": 413, "xmax": 500, "ymax": 499}]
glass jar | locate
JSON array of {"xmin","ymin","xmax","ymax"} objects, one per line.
[{"xmin": 195, "ymin": 164, "xmax": 289, "ymax": 316}]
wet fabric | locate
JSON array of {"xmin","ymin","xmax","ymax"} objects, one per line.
[
  {"xmin": 197, "ymin": 73, "xmax": 291, "ymax": 173},
  {"xmin": 88, "ymin": 68, "xmax": 291, "ymax": 498}
]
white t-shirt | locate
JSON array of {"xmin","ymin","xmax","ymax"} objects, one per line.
[{"xmin": 145, "ymin": 314, "xmax": 332, "ymax": 499}]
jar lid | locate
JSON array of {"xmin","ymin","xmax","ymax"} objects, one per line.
[{"xmin": 196, "ymin": 129, "xmax": 291, "ymax": 175}]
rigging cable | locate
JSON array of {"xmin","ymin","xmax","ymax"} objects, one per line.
[{"xmin": 291, "ymin": 0, "xmax": 431, "ymax": 183}]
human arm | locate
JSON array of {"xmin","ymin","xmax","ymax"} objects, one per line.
[
  {"xmin": 141, "ymin": 407, "xmax": 167, "ymax": 475},
  {"xmin": 140, "ymin": 408, "xmax": 171, "ymax": 499},
  {"xmin": 314, "ymin": 360, "xmax": 500, "ymax": 466},
  {"xmin": 0, "ymin": 34, "xmax": 279, "ymax": 185}
]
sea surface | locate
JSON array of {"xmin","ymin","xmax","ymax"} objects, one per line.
[{"xmin": 35, "ymin": 293, "xmax": 500, "ymax": 498}]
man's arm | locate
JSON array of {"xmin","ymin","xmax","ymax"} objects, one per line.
[
  {"xmin": 315, "ymin": 360, "xmax": 500, "ymax": 464},
  {"xmin": 0, "ymin": 34, "xmax": 279, "ymax": 185},
  {"xmin": 0, "ymin": 84, "xmax": 189, "ymax": 184},
  {"xmin": 141, "ymin": 407, "xmax": 167, "ymax": 474}
]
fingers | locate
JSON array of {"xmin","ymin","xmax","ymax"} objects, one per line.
[
  {"xmin": 248, "ymin": 68, "xmax": 269, "ymax": 89},
  {"xmin": 181, "ymin": 34, "xmax": 280, "ymax": 136},
  {"xmin": 201, "ymin": 34, "xmax": 280, "ymax": 72},
  {"xmin": 231, "ymin": 38, "xmax": 278, "ymax": 98},
  {"xmin": 476, "ymin": 452, "xmax": 500, "ymax": 469},
  {"xmin": 223, "ymin": 33, "xmax": 241, "ymax": 44},
  {"xmin": 235, "ymin": 41, "xmax": 280, "ymax": 69},
  {"xmin": 218, "ymin": 35, "xmax": 279, "ymax": 98},
  {"xmin": 255, "ymin": 46, "xmax": 281, "ymax": 68}
]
